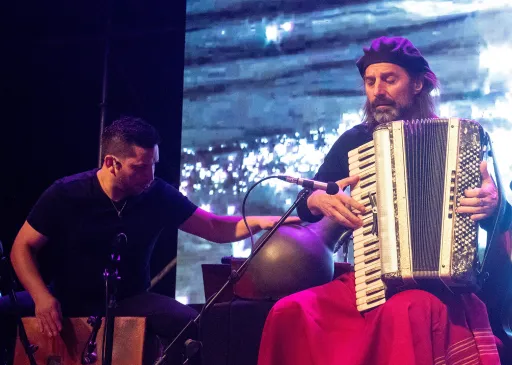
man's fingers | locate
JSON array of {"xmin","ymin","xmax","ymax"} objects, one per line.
[
  {"xmin": 334, "ymin": 177, "xmax": 366, "ymax": 212},
  {"xmin": 308, "ymin": 190, "xmax": 364, "ymax": 228},
  {"xmin": 50, "ymin": 309, "xmax": 63, "ymax": 332},
  {"xmin": 36, "ymin": 318, "xmax": 44, "ymax": 334},
  {"xmin": 480, "ymin": 161, "xmax": 490, "ymax": 181},
  {"xmin": 39, "ymin": 316, "xmax": 52, "ymax": 337},
  {"xmin": 349, "ymin": 178, "xmax": 360, "ymax": 191},
  {"xmin": 462, "ymin": 188, "xmax": 485, "ymax": 199},
  {"xmin": 340, "ymin": 207, "xmax": 363, "ymax": 227},
  {"xmin": 330, "ymin": 201, "xmax": 363, "ymax": 227},
  {"xmin": 329, "ymin": 210, "xmax": 359, "ymax": 229},
  {"xmin": 46, "ymin": 316, "xmax": 59, "ymax": 337},
  {"xmin": 470, "ymin": 213, "xmax": 487, "ymax": 221},
  {"xmin": 336, "ymin": 175, "xmax": 360, "ymax": 190},
  {"xmin": 457, "ymin": 205, "xmax": 485, "ymax": 214},
  {"xmin": 339, "ymin": 194, "xmax": 366, "ymax": 213},
  {"xmin": 285, "ymin": 216, "xmax": 302, "ymax": 223},
  {"xmin": 459, "ymin": 196, "xmax": 487, "ymax": 207},
  {"xmin": 39, "ymin": 312, "xmax": 59, "ymax": 337}
]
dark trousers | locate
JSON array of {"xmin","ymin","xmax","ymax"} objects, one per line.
[{"xmin": 0, "ymin": 291, "xmax": 198, "ymax": 365}]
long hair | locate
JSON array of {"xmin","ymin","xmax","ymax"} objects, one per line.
[{"xmin": 362, "ymin": 70, "xmax": 440, "ymax": 130}]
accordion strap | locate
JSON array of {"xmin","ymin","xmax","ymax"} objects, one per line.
[{"xmin": 480, "ymin": 131, "xmax": 507, "ymax": 273}]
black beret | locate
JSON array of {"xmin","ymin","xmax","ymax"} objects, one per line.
[{"xmin": 356, "ymin": 36, "xmax": 433, "ymax": 78}]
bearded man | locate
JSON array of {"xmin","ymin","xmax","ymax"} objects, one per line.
[{"xmin": 257, "ymin": 37, "xmax": 511, "ymax": 365}]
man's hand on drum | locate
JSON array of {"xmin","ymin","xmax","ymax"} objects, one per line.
[
  {"xmin": 307, "ymin": 175, "xmax": 366, "ymax": 229},
  {"xmin": 252, "ymin": 215, "xmax": 303, "ymax": 230},
  {"xmin": 457, "ymin": 161, "xmax": 499, "ymax": 221},
  {"xmin": 34, "ymin": 292, "xmax": 63, "ymax": 337}
]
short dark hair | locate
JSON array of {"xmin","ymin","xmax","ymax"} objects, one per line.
[{"xmin": 100, "ymin": 116, "xmax": 161, "ymax": 161}]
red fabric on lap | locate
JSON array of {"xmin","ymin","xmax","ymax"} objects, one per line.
[{"xmin": 257, "ymin": 272, "xmax": 501, "ymax": 365}]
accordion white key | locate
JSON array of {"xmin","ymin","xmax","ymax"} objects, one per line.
[{"xmin": 349, "ymin": 118, "xmax": 486, "ymax": 312}]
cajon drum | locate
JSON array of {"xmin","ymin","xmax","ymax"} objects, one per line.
[{"xmin": 14, "ymin": 317, "xmax": 161, "ymax": 365}]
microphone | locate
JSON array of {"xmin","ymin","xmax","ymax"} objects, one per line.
[{"xmin": 278, "ymin": 176, "xmax": 339, "ymax": 195}]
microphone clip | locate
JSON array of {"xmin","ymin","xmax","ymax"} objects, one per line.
[{"xmin": 103, "ymin": 233, "xmax": 126, "ymax": 292}]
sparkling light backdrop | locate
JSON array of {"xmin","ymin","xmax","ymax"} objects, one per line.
[{"xmin": 177, "ymin": 0, "xmax": 512, "ymax": 304}]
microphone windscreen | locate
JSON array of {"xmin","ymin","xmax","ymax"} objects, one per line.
[{"xmin": 326, "ymin": 182, "xmax": 340, "ymax": 195}]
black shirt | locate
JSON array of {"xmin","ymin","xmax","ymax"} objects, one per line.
[
  {"xmin": 27, "ymin": 169, "xmax": 198, "ymax": 310},
  {"xmin": 297, "ymin": 123, "xmax": 373, "ymax": 222}
]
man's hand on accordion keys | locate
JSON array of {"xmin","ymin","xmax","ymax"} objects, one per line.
[
  {"xmin": 457, "ymin": 161, "xmax": 499, "ymax": 221},
  {"xmin": 306, "ymin": 175, "xmax": 367, "ymax": 229}
]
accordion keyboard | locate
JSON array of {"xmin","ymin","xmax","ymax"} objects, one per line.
[{"xmin": 348, "ymin": 141, "xmax": 387, "ymax": 312}]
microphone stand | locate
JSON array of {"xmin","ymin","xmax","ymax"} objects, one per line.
[
  {"xmin": 102, "ymin": 235, "xmax": 123, "ymax": 365},
  {"xmin": 153, "ymin": 189, "xmax": 311, "ymax": 365},
  {"xmin": 81, "ymin": 316, "xmax": 102, "ymax": 364},
  {"xmin": 0, "ymin": 251, "xmax": 38, "ymax": 365}
]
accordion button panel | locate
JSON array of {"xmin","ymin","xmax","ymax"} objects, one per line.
[{"xmin": 348, "ymin": 140, "xmax": 387, "ymax": 312}]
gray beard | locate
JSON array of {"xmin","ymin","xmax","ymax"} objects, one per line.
[
  {"xmin": 363, "ymin": 91, "xmax": 438, "ymax": 130},
  {"xmin": 373, "ymin": 107, "xmax": 400, "ymax": 124}
]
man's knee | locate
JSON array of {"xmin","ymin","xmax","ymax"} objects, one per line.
[
  {"xmin": 0, "ymin": 291, "xmax": 35, "ymax": 317},
  {"xmin": 145, "ymin": 293, "xmax": 197, "ymax": 321},
  {"xmin": 0, "ymin": 295, "xmax": 15, "ymax": 314},
  {"xmin": 270, "ymin": 288, "xmax": 318, "ymax": 316},
  {"xmin": 382, "ymin": 289, "xmax": 444, "ymax": 313},
  {"xmin": 125, "ymin": 293, "xmax": 197, "ymax": 336}
]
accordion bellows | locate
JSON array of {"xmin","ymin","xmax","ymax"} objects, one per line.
[{"xmin": 349, "ymin": 118, "xmax": 485, "ymax": 312}]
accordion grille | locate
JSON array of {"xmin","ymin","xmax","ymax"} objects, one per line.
[{"xmin": 404, "ymin": 120, "xmax": 448, "ymax": 274}]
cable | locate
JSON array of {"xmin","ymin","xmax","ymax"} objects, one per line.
[
  {"xmin": 241, "ymin": 175, "xmax": 280, "ymax": 248},
  {"xmin": 198, "ymin": 175, "xmax": 280, "ymax": 322}
]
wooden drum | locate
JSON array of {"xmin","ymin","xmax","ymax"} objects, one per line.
[{"xmin": 14, "ymin": 317, "xmax": 161, "ymax": 365}]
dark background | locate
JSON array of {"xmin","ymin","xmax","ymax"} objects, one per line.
[{"xmin": 1, "ymin": 0, "xmax": 187, "ymax": 298}]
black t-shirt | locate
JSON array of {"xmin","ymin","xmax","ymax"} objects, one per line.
[
  {"xmin": 297, "ymin": 123, "xmax": 373, "ymax": 222},
  {"xmin": 27, "ymin": 169, "xmax": 197, "ymax": 310}
]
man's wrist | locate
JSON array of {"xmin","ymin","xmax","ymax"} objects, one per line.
[
  {"xmin": 307, "ymin": 191, "xmax": 323, "ymax": 216},
  {"xmin": 30, "ymin": 286, "xmax": 53, "ymax": 303}
]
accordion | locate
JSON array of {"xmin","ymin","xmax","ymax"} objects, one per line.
[{"xmin": 349, "ymin": 118, "xmax": 487, "ymax": 312}]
